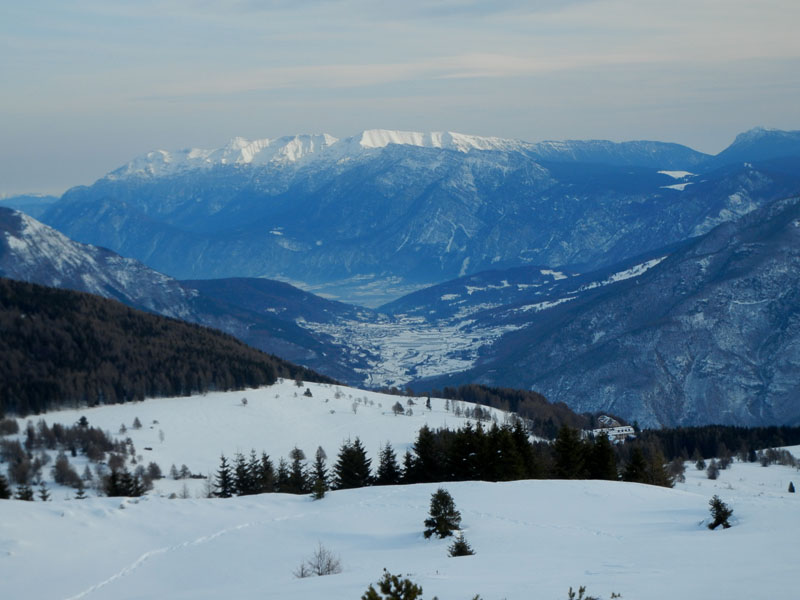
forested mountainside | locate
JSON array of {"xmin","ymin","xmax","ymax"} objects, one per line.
[
  {"xmin": 418, "ymin": 196, "xmax": 800, "ymax": 428},
  {"xmin": 0, "ymin": 278, "xmax": 333, "ymax": 416},
  {"xmin": 0, "ymin": 207, "xmax": 367, "ymax": 382}
]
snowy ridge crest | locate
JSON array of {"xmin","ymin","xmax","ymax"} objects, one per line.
[
  {"xmin": 108, "ymin": 133, "xmax": 339, "ymax": 179},
  {"xmin": 106, "ymin": 130, "xmax": 534, "ymax": 179}
]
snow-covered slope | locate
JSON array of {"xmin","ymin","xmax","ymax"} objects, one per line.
[
  {"xmin": 1, "ymin": 382, "xmax": 797, "ymax": 600},
  {"xmin": 0, "ymin": 206, "xmax": 198, "ymax": 319}
]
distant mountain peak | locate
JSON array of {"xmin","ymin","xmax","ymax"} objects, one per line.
[
  {"xmin": 731, "ymin": 126, "xmax": 780, "ymax": 144},
  {"xmin": 353, "ymin": 129, "xmax": 530, "ymax": 153}
]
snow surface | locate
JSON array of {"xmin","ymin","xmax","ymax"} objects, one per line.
[
  {"xmin": 573, "ymin": 257, "xmax": 667, "ymax": 293},
  {"xmin": 661, "ymin": 182, "xmax": 693, "ymax": 191},
  {"xmin": 106, "ymin": 130, "xmax": 534, "ymax": 180},
  {"xmin": 658, "ymin": 170, "xmax": 694, "ymax": 179},
  {"xmin": 540, "ymin": 268, "xmax": 568, "ymax": 280},
  {"xmin": 2, "ymin": 383, "xmax": 798, "ymax": 600}
]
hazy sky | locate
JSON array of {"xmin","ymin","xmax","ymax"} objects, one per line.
[{"xmin": 2, "ymin": 0, "xmax": 799, "ymax": 196}]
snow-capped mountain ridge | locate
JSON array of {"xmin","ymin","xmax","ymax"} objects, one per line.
[
  {"xmin": 107, "ymin": 129, "xmax": 542, "ymax": 180},
  {"xmin": 108, "ymin": 133, "xmax": 339, "ymax": 179}
]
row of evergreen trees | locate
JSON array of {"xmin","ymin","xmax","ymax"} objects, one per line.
[{"xmin": 213, "ymin": 422, "xmax": 677, "ymax": 499}]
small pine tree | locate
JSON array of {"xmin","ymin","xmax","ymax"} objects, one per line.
[
  {"xmin": 424, "ymin": 488, "xmax": 462, "ymax": 539},
  {"xmin": 15, "ymin": 483, "xmax": 34, "ymax": 501},
  {"xmin": 789, "ymin": 481, "xmax": 795, "ymax": 493},
  {"xmin": 304, "ymin": 387, "xmax": 313, "ymax": 397},
  {"xmin": 75, "ymin": 479, "xmax": 87, "ymax": 499},
  {"xmin": 214, "ymin": 455, "xmax": 235, "ymax": 498},
  {"xmin": 37, "ymin": 482, "xmax": 51, "ymax": 501},
  {"xmin": 132, "ymin": 417, "xmax": 142, "ymax": 430},
  {"xmin": 706, "ymin": 459, "xmax": 720, "ymax": 480},
  {"xmin": 448, "ymin": 532, "xmax": 475, "ymax": 556},
  {"xmin": 311, "ymin": 446, "xmax": 328, "ymax": 500},
  {"xmin": 362, "ymin": 570, "xmax": 423, "ymax": 600},
  {"xmin": 708, "ymin": 495, "xmax": 733, "ymax": 530}
]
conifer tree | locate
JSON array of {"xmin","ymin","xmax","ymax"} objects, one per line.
[
  {"xmin": 233, "ymin": 453, "xmax": 254, "ymax": 496},
  {"xmin": 287, "ymin": 447, "xmax": 309, "ymax": 494},
  {"xmin": 333, "ymin": 437, "xmax": 372, "ymax": 489},
  {"xmin": 622, "ymin": 447, "xmax": 648, "ymax": 483},
  {"xmin": 0, "ymin": 474, "xmax": 11, "ymax": 499},
  {"xmin": 375, "ymin": 442, "xmax": 402, "ymax": 486},
  {"xmin": 362, "ymin": 570, "xmax": 423, "ymax": 600},
  {"xmin": 15, "ymin": 483, "xmax": 34, "ymax": 501},
  {"xmin": 37, "ymin": 482, "xmax": 50, "ymax": 501},
  {"xmin": 511, "ymin": 420, "xmax": 539, "ymax": 478},
  {"xmin": 214, "ymin": 455, "xmax": 234, "ymax": 498},
  {"xmin": 75, "ymin": 479, "xmax": 87, "ymax": 499},
  {"xmin": 424, "ymin": 488, "xmax": 461, "ymax": 539},
  {"xmin": 311, "ymin": 446, "xmax": 328, "ymax": 500},
  {"xmin": 401, "ymin": 451, "xmax": 414, "ymax": 483},
  {"xmin": 554, "ymin": 425, "xmax": 585, "ymax": 479},
  {"xmin": 275, "ymin": 458, "xmax": 291, "ymax": 493},
  {"xmin": 255, "ymin": 451, "xmax": 275, "ymax": 493},
  {"xmin": 407, "ymin": 425, "xmax": 444, "ymax": 483},
  {"xmin": 448, "ymin": 532, "xmax": 475, "ymax": 556},
  {"xmin": 708, "ymin": 495, "xmax": 733, "ymax": 529},
  {"xmin": 586, "ymin": 433, "xmax": 618, "ymax": 480},
  {"xmin": 789, "ymin": 481, "xmax": 795, "ymax": 493}
]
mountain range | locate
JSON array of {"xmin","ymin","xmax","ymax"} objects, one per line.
[
  {"xmin": 39, "ymin": 127, "xmax": 800, "ymax": 305},
  {"xmin": 0, "ymin": 207, "xmax": 366, "ymax": 381},
  {"xmin": 5, "ymin": 127, "xmax": 800, "ymax": 427}
]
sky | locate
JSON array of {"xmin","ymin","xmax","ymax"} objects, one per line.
[{"xmin": 1, "ymin": 0, "xmax": 799, "ymax": 196}]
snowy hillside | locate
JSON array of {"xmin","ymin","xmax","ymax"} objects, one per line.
[{"xmin": 2, "ymin": 382, "xmax": 798, "ymax": 600}]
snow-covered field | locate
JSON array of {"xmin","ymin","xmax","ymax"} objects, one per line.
[{"xmin": 2, "ymin": 382, "xmax": 799, "ymax": 600}]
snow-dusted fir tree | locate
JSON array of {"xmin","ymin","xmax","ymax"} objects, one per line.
[{"xmin": 424, "ymin": 488, "xmax": 461, "ymax": 539}]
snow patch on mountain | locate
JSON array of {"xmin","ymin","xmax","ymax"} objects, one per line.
[
  {"xmin": 515, "ymin": 296, "xmax": 576, "ymax": 313},
  {"xmin": 540, "ymin": 269, "xmax": 568, "ymax": 280},
  {"xmin": 658, "ymin": 170, "xmax": 694, "ymax": 179},
  {"xmin": 662, "ymin": 182, "xmax": 693, "ymax": 191}
]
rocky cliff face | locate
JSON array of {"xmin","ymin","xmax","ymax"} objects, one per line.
[{"xmin": 419, "ymin": 197, "xmax": 800, "ymax": 428}]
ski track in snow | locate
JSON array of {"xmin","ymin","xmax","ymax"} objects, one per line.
[{"xmin": 63, "ymin": 514, "xmax": 307, "ymax": 600}]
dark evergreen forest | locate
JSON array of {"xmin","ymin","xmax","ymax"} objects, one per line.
[{"xmin": 0, "ymin": 277, "xmax": 334, "ymax": 416}]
